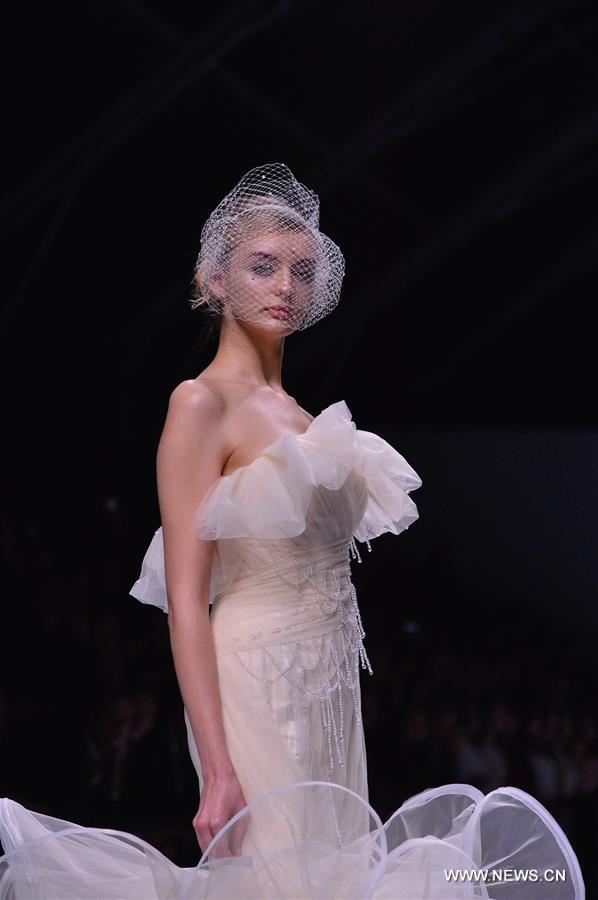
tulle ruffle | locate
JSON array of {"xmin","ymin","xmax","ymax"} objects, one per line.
[
  {"xmin": 0, "ymin": 781, "xmax": 584, "ymax": 899},
  {"xmin": 129, "ymin": 400, "xmax": 422, "ymax": 613},
  {"xmin": 193, "ymin": 400, "xmax": 421, "ymax": 542}
]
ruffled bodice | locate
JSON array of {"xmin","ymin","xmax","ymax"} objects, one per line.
[{"xmin": 129, "ymin": 400, "xmax": 422, "ymax": 612}]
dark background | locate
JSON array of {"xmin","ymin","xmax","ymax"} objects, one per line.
[{"xmin": 2, "ymin": 0, "xmax": 597, "ymax": 890}]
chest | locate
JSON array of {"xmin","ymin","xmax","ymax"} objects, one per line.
[{"xmin": 221, "ymin": 396, "xmax": 313, "ymax": 477}]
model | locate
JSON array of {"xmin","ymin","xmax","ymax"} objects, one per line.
[{"xmin": 0, "ymin": 163, "xmax": 584, "ymax": 898}]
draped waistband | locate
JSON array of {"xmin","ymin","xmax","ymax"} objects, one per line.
[{"xmin": 210, "ymin": 542, "xmax": 354, "ymax": 655}]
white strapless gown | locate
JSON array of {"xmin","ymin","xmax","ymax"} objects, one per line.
[{"xmin": 0, "ymin": 401, "xmax": 585, "ymax": 898}]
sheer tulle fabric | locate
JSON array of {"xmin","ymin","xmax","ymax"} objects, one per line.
[
  {"xmin": 0, "ymin": 783, "xmax": 584, "ymax": 898},
  {"xmin": 0, "ymin": 400, "xmax": 584, "ymax": 897}
]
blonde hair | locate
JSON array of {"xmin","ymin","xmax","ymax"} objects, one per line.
[{"xmin": 189, "ymin": 261, "xmax": 214, "ymax": 312}]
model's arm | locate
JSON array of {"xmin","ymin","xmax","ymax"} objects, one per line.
[{"xmin": 157, "ymin": 380, "xmax": 247, "ymax": 855}]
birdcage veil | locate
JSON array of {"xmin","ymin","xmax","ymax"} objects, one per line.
[{"xmin": 191, "ymin": 163, "xmax": 345, "ymax": 331}]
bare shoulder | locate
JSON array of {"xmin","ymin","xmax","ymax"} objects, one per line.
[
  {"xmin": 167, "ymin": 378, "xmax": 225, "ymax": 419},
  {"xmin": 158, "ymin": 379, "xmax": 228, "ymax": 466}
]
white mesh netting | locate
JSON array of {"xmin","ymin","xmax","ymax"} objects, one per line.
[{"xmin": 191, "ymin": 162, "xmax": 345, "ymax": 331}]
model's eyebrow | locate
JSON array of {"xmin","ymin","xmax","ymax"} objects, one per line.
[
  {"xmin": 248, "ymin": 251, "xmax": 278, "ymax": 261},
  {"xmin": 248, "ymin": 251, "xmax": 316, "ymax": 265}
]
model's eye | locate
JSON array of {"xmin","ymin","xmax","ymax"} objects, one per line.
[
  {"xmin": 292, "ymin": 262, "xmax": 315, "ymax": 283},
  {"xmin": 251, "ymin": 263, "xmax": 274, "ymax": 276}
]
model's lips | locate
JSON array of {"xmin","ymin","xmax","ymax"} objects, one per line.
[{"xmin": 265, "ymin": 306, "xmax": 293, "ymax": 320}]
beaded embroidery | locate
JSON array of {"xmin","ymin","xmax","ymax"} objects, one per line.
[{"xmin": 233, "ymin": 536, "xmax": 373, "ymax": 778}]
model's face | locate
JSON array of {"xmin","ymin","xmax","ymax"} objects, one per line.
[{"xmin": 212, "ymin": 229, "xmax": 317, "ymax": 332}]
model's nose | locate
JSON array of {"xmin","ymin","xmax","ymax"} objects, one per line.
[{"xmin": 275, "ymin": 267, "xmax": 294, "ymax": 297}]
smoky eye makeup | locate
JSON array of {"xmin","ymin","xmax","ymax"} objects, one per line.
[
  {"xmin": 250, "ymin": 262, "xmax": 275, "ymax": 276},
  {"xmin": 246, "ymin": 250, "xmax": 315, "ymax": 282},
  {"xmin": 248, "ymin": 251, "xmax": 276, "ymax": 276}
]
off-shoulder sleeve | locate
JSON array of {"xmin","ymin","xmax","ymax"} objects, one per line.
[
  {"xmin": 351, "ymin": 429, "xmax": 422, "ymax": 543},
  {"xmin": 129, "ymin": 527, "xmax": 168, "ymax": 613},
  {"xmin": 193, "ymin": 401, "xmax": 357, "ymax": 542},
  {"xmin": 129, "ymin": 525, "xmax": 219, "ymax": 612},
  {"xmin": 194, "ymin": 437, "xmax": 315, "ymax": 541}
]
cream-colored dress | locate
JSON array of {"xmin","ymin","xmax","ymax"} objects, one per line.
[{"xmin": 0, "ymin": 401, "xmax": 585, "ymax": 898}]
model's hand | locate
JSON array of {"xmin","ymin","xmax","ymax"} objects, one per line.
[{"xmin": 193, "ymin": 771, "xmax": 250, "ymax": 857}]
